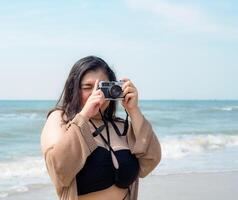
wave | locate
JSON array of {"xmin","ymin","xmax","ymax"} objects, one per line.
[
  {"xmin": 0, "ymin": 183, "xmax": 51, "ymax": 199},
  {"xmin": 140, "ymin": 104, "xmax": 238, "ymax": 113},
  {"xmin": 151, "ymin": 168, "xmax": 238, "ymax": 176},
  {"xmin": 0, "ymin": 185, "xmax": 29, "ymax": 198},
  {"xmin": 161, "ymin": 134, "xmax": 238, "ymax": 159},
  {"xmin": 0, "ymin": 134, "xmax": 238, "ymax": 196},
  {"xmin": 14, "ymin": 108, "xmax": 49, "ymax": 114},
  {"xmin": 0, "ymin": 156, "xmax": 48, "ymax": 180},
  {"xmin": 0, "ymin": 113, "xmax": 45, "ymax": 120},
  {"xmin": 194, "ymin": 106, "xmax": 238, "ymax": 113},
  {"xmin": 212, "ymin": 106, "xmax": 238, "ymax": 112},
  {"xmin": 0, "ymin": 156, "xmax": 50, "ymax": 198}
]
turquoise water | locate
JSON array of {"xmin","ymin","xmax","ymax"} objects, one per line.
[{"xmin": 0, "ymin": 100, "xmax": 238, "ymax": 197}]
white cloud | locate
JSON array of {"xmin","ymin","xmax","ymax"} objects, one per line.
[{"xmin": 125, "ymin": 0, "xmax": 221, "ymax": 33}]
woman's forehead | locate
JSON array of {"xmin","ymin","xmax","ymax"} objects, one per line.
[{"xmin": 81, "ymin": 70, "xmax": 109, "ymax": 83}]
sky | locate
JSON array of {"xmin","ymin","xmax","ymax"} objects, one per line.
[{"xmin": 0, "ymin": 0, "xmax": 238, "ymax": 100}]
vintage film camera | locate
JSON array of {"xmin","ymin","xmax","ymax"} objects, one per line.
[{"xmin": 98, "ymin": 80, "xmax": 124, "ymax": 100}]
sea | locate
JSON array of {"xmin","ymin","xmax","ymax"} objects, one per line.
[{"xmin": 0, "ymin": 100, "xmax": 238, "ymax": 198}]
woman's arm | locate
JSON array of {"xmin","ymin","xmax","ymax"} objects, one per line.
[
  {"xmin": 121, "ymin": 78, "xmax": 162, "ymax": 177},
  {"xmin": 127, "ymin": 107, "xmax": 161, "ymax": 177},
  {"xmin": 40, "ymin": 110, "xmax": 97, "ymax": 188},
  {"xmin": 41, "ymin": 81, "xmax": 107, "ymax": 188}
]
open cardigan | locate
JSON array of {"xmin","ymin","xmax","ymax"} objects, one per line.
[{"xmin": 43, "ymin": 113, "xmax": 161, "ymax": 200}]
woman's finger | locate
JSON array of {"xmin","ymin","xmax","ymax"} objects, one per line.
[
  {"xmin": 122, "ymin": 80, "xmax": 135, "ymax": 91},
  {"xmin": 90, "ymin": 98, "xmax": 103, "ymax": 107},
  {"xmin": 98, "ymin": 90, "xmax": 105, "ymax": 98},
  {"xmin": 93, "ymin": 79, "xmax": 99, "ymax": 92},
  {"xmin": 89, "ymin": 94, "xmax": 104, "ymax": 102},
  {"xmin": 120, "ymin": 77, "xmax": 129, "ymax": 82},
  {"xmin": 123, "ymin": 86, "xmax": 135, "ymax": 96},
  {"xmin": 124, "ymin": 93, "xmax": 136, "ymax": 104}
]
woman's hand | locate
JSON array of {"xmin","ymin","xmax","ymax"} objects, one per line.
[
  {"xmin": 121, "ymin": 78, "xmax": 139, "ymax": 114},
  {"xmin": 80, "ymin": 80, "xmax": 105, "ymax": 119}
]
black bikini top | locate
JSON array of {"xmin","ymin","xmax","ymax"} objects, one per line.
[{"xmin": 76, "ymin": 111, "xmax": 139, "ymax": 197}]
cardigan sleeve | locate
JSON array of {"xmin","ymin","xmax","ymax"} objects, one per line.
[
  {"xmin": 43, "ymin": 113, "xmax": 97, "ymax": 189},
  {"xmin": 127, "ymin": 116, "xmax": 161, "ymax": 178}
]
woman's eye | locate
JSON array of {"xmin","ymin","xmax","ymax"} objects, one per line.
[{"xmin": 82, "ymin": 87, "xmax": 92, "ymax": 90}]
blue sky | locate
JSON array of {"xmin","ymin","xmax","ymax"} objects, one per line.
[{"xmin": 0, "ymin": 0, "xmax": 237, "ymax": 100}]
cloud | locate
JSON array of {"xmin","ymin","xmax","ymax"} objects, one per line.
[{"xmin": 125, "ymin": 0, "xmax": 221, "ymax": 33}]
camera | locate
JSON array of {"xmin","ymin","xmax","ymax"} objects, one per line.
[{"xmin": 98, "ymin": 80, "xmax": 124, "ymax": 100}]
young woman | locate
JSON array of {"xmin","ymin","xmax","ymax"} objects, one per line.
[{"xmin": 41, "ymin": 56, "xmax": 161, "ymax": 200}]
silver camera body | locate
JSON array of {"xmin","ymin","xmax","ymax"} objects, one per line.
[{"xmin": 98, "ymin": 80, "xmax": 124, "ymax": 100}]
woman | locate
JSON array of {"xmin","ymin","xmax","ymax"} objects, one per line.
[{"xmin": 41, "ymin": 56, "xmax": 161, "ymax": 200}]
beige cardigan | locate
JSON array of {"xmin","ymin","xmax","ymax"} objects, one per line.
[{"xmin": 43, "ymin": 113, "xmax": 161, "ymax": 200}]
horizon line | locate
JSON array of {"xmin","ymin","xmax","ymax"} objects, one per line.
[{"xmin": 0, "ymin": 99, "xmax": 238, "ymax": 101}]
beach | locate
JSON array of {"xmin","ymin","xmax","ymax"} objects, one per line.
[
  {"xmin": 2, "ymin": 171, "xmax": 238, "ymax": 200},
  {"xmin": 138, "ymin": 171, "xmax": 238, "ymax": 200},
  {"xmin": 1, "ymin": 100, "xmax": 238, "ymax": 199}
]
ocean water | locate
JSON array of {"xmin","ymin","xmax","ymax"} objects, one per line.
[{"xmin": 0, "ymin": 100, "xmax": 238, "ymax": 198}]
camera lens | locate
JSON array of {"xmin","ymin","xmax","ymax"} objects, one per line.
[{"xmin": 109, "ymin": 85, "xmax": 122, "ymax": 98}]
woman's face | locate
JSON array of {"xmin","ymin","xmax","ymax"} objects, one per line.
[{"xmin": 80, "ymin": 70, "xmax": 110, "ymax": 113}]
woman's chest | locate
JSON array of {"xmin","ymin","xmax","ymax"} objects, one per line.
[{"xmin": 89, "ymin": 121, "xmax": 129, "ymax": 151}]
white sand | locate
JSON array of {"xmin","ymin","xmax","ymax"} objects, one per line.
[{"xmin": 138, "ymin": 171, "xmax": 238, "ymax": 200}]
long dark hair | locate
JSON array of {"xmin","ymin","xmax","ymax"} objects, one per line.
[{"xmin": 47, "ymin": 56, "xmax": 118, "ymax": 124}]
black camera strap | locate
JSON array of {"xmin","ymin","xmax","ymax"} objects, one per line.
[
  {"xmin": 89, "ymin": 109, "xmax": 111, "ymax": 146},
  {"xmin": 89, "ymin": 109, "xmax": 131, "ymax": 198},
  {"xmin": 90, "ymin": 109, "xmax": 120, "ymax": 169},
  {"xmin": 110, "ymin": 109, "xmax": 129, "ymax": 136},
  {"xmin": 90, "ymin": 123, "xmax": 105, "ymax": 137}
]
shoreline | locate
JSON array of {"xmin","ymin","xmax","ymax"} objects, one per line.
[
  {"xmin": 139, "ymin": 171, "xmax": 238, "ymax": 200},
  {"xmin": 1, "ymin": 171, "xmax": 238, "ymax": 200}
]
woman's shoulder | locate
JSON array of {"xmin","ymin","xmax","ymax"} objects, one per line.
[
  {"xmin": 41, "ymin": 109, "xmax": 67, "ymax": 154},
  {"xmin": 47, "ymin": 108, "xmax": 67, "ymax": 122},
  {"xmin": 48, "ymin": 109, "xmax": 62, "ymax": 118},
  {"xmin": 42, "ymin": 109, "xmax": 66, "ymax": 138}
]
